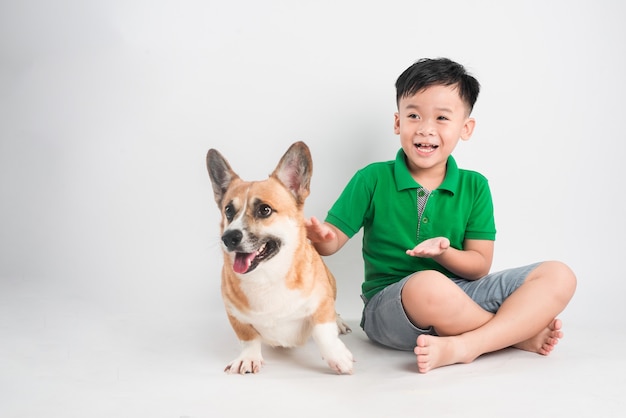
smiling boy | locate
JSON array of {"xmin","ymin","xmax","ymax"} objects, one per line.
[{"xmin": 306, "ymin": 57, "xmax": 576, "ymax": 373}]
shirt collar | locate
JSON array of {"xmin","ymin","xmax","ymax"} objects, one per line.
[{"xmin": 394, "ymin": 148, "xmax": 459, "ymax": 194}]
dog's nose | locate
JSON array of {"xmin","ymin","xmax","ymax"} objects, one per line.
[{"xmin": 222, "ymin": 230, "xmax": 243, "ymax": 250}]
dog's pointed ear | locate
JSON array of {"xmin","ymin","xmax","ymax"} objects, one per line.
[
  {"xmin": 206, "ymin": 149, "xmax": 238, "ymax": 206},
  {"xmin": 272, "ymin": 141, "xmax": 312, "ymax": 205}
]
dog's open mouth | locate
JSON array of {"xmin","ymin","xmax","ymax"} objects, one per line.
[{"xmin": 232, "ymin": 240, "xmax": 279, "ymax": 274}]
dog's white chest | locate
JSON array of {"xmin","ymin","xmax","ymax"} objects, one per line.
[{"xmin": 227, "ymin": 280, "xmax": 320, "ymax": 347}]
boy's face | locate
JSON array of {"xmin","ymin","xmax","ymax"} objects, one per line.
[{"xmin": 394, "ymin": 84, "xmax": 475, "ymax": 177}]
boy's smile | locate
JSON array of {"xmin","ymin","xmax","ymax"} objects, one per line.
[
  {"xmin": 415, "ymin": 143, "xmax": 439, "ymax": 155},
  {"xmin": 394, "ymin": 84, "xmax": 475, "ymax": 188}
]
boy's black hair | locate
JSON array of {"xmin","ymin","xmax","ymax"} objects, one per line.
[{"xmin": 395, "ymin": 58, "xmax": 480, "ymax": 113}]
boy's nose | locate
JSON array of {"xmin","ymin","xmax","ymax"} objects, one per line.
[{"xmin": 417, "ymin": 121, "xmax": 435, "ymax": 135}]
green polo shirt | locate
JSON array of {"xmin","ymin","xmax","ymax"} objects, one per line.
[{"xmin": 326, "ymin": 149, "xmax": 496, "ymax": 300}]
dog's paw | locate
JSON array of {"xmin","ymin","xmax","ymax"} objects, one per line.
[
  {"xmin": 313, "ymin": 322, "xmax": 354, "ymax": 374},
  {"xmin": 224, "ymin": 355, "xmax": 265, "ymax": 375},
  {"xmin": 324, "ymin": 341, "xmax": 355, "ymax": 375}
]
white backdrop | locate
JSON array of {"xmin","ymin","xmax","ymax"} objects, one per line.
[{"xmin": 1, "ymin": 0, "xmax": 624, "ymax": 333}]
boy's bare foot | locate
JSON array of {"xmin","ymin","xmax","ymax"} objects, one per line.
[
  {"xmin": 414, "ymin": 334, "xmax": 476, "ymax": 374},
  {"xmin": 414, "ymin": 319, "xmax": 564, "ymax": 373},
  {"xmin": 513, "ymin": 318, "xmax": 563, "ymax": 355}
]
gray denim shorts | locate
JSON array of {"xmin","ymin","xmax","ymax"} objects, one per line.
[{"xmin": 360, "ymin": 262, "xmax": 541, "ymax": 351}]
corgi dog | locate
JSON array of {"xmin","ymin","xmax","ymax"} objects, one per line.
[{"xmin": 206, "ymin": 141, "xmax": 354, "ymax": 375}]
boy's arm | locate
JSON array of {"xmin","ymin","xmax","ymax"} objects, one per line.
[
  {"xmin": 406, "ymin": 238, "xmax": 494, "ymax": 280},
  {"xmin": 305, "ymin": 216, "xmax": 349, "ymax": 256}
]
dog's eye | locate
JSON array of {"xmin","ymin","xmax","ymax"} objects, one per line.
[
  {"xmin": 224, "ymin": 203, "xmax": 235, "ymax": 221},
  {"xmin": 257, "ymin": 204, "xmax": 272, "ymax": 218}
]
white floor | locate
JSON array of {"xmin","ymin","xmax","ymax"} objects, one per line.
[{"xmin": 2, "ymin": 276, "xmax": 624, "ymax": 418}]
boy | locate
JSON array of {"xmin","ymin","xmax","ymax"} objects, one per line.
[{"xmin": 306, "ymin": 58, "xmax": 577, "ymax": 373}]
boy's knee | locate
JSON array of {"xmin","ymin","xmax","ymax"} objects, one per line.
[
  {"xmin": 555, "ymin": 261, "xmax": 577, "ymax": 294},
  {"xmin": 402, "ymin": 270, "xmax": 454, "ymax": 305},
  {"xmin": 401, "ymin": 271, "xmax": 451, "ymax": 328},
  {"xmin": 532, "ymin": 260, "xmax": 577, "ymax": 296}
]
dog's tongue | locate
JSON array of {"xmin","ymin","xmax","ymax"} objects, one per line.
[{"xmin": 233, "ymin": 252, "xmax": 256, "ymax": 274}]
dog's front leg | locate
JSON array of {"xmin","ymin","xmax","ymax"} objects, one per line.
[
  {"xmin": 225, "ymin": 315, "xmax": 264, "ymax": 374},
  {"xmin": 225, "ymin": 338, "xmax": 264, "ymax": 374},
  {"xmin": 312, "ymin": 322, "xmax": 354, "ymax": 374}
]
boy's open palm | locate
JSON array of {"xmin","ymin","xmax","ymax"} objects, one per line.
[{"xmin": 406, "ymin": 237, "xmax": 450, "ymax": 258}]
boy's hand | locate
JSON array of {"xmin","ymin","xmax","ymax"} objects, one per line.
[
  {"xmin": 406, "ymin": 237, "xmax": 450, "ymax": 258},
  {"xmin": 305, "ymin": 216, "xmax": 336, "ymax": 243}
]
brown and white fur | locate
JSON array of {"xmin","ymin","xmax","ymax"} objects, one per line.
[{"xmin": 206, "ymin": 141, "xmax": 354, "ymax": 374}]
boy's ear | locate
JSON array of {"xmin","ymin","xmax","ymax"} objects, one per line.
[
  {"xmin": 461, "ymin": 117, "xmax": 476, "ymax": 141},
  {"xmin": 394, "ymin": 112, "xmax": 400, "ymax": 134}
]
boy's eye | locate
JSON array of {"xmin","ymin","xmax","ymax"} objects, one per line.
[
  {"xmin": 408, "ymin": 113, "xmax": 419, "ymax": 119},
  {"xmin": 437, "ymin": 116, "xmax": 449, "ymax": 121}
]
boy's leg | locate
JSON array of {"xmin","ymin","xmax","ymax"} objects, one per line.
[
  {"xmin": 417, "ymin": 261, "xmax": 576, "ymax": 372},
  {"xmin": 401, "ymin": 270, "xmax": 495, "ymax": 336},
  {"xmin": 403, "ymin": 261, "xmax": 576, "ymax": 373}
]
